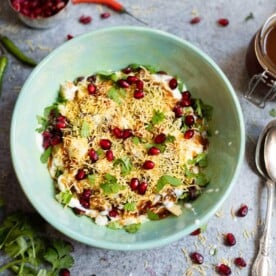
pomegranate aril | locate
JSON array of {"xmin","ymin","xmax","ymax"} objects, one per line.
[
  {"xmin": 88, "ymin": 149, "xmax": 98, "ymax": 163},
  {"xmin": 237, "ymin": 204, "xmax": 248, "ymax": 217},
  {"xmin": 67, "ymin": 34, "xmax": 74, "ymax": 40},
  {"xmin": 112, "ymin": 127, "xmax": 123, "ymax": 138},
  {"xmin": 190, "ymin": 228, "xmax": 201, "ymax": 236},
  {"xmin": 190, "ymin": 16, "xmax": 201, "ymax": 24},
  {"xmin": 109, "ymin": 209, "xmax": 118, "ymax": 217},
  {"xmin": 173, "ymin": 106, "xmax": 183, "ymax": 118},
  {"xmin": 134, "ymin": 89, "xmax": 145, "ymax": 99},
  {"xmin": 126, "ymin": 75, "xmax": 138, "ymax": 84},
  {"xmin": 184, "ymin": 129, "xmax": 194, "ymax": 139},
  {"xmin": 216, "ymin": 264, "xmax": 231, "ymax": 275},
  {"xmin": 122, "ymin": 66, "xmax": 132, "ymax": 74},
  {"xmin": 106, "ymin": 150, "xmax": 114, "ymax": 161},
  {"xmin": 225, "ymin": 233, "xmax": 236, "ymax": 246},
  {"xmin": 234, "ymin": 257, "xmax": 246, "ymax": 267},
  {"xmin": 79, "ymin": 197, "xmax": 89, "ymax": 208},
  {"xmin": 185, "ymin": 115, "xmax": 195, "ymax": 126},
  {"xmin": 148, "ymin": 146, "xmax": 161, "ymax": 155},
  {"xmin": 75, "ymin": 169, "xmax": 86, "ymax": 180},
  {"xmin": 190, "ymin": 252, "xmax": 204, "ymax": 264},
  {"xmin": 56, "ymin": 121, "xmax": 66, "ymax": 129},
  {"xmin": 122, "ymin": 129, "xmax": 133, "ymax": 139},
  {"xmin": 135, "ymin": 79, "xmax": 144, "ymax": 90},
  {"xmin": 180, "ymin": 98, "xmax": 192, "ymax": 107},
  {"xmin": 100, "ymin": 12, "xmax": 110, "ymax": 19},
  {"xmin": 82, "ymin": 189, "xmax": 92, "ymax": 199},
  {"xmin": 59, "ymin": 268, "xmax": 70, "ymax": 276},
  {"xmin": 117, "ymin": 79, "xmax": 130, "ymax": 88},
  {"xmin": 51, "ymin": 135, "xmax": 62, "ymax": 146},
  {"xmin": 73, "ymin": 208, "xmax": 85, "ymax": 215},
  {"xmin": 169, "ymin": 78, "xmax": 178, "ymax": 89},
  {"xmin": 79, "ymin": 15, "xmax": 92, "ymax": 24},
  {"xmin": 138, "ymin": 181, "xmax": 148, "ymax": 195},
  {"xmin": 154, "ymin": 133, "xmax": 166, "ymax": 144},
  {"xmin": 217, "ymin": 18, "xmax": 229, "ymax": 27},
  {"xmin": 143, "ymin": 160, "xmax": 155, "ymax": 170},
  {"xmin": 130, "ymin": 178, "xmax": 140, "ymax": 191},
  {"xmin": 99, "ymin": 139, "xmax": 112, "ymax": 150},
  {"xmin": 87, "ymin": 83, "xmax": 97, "ymax": 95},
  {"xmin": 182, "ymin": 91, "xmax": 191, "ymax": 100}
]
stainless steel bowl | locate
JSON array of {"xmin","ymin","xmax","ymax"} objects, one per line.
[{"xmin": 8, "ymin": 0, "xmax": 70, "ymax": 29}]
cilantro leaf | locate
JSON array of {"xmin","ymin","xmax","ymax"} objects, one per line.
[
  {"xmin": 107, "ymin": 221, "xmax": 122, "ymax": 230},
  {"xmin": 124, "ymin": 223, "xmax": 141, "ymax": 233},
  {"xmin": 100, "ymin": 174, "xmax": 124, "ymax": 194},
  {"xmin": 124, "ymin": 202, "xmax": 136, "ymax": 212},
  {"xmin": 244, "ymin": 12, "xmax": 254, "ymax": 21},
  {"xmin": 147, "ymin": 210, "xmax": 160, "ymax": 220},
  {"xmin": 152, "ymin": 110, "xmax": 165, "ymax": 125},
  {"xmin": 56, "ymin": 191, "xmax": 73, "ymax": 206},
  {"xmin": 40, "ymin": 147, "xmax": 52, "ymax": 164},
  {"xmin": 80, "ymin": 120, "xmax": 91, "ymax": 138},
  {"xmin": 107, "ymin": 87, "xmax": 126, "ymax": 104},
  {"xmin": 113, "ymin": 157, "xmax": 133, "ymax": 176},
  {"xmin": 188, "ymin": 153, "xmax": 208, "ymax": 168},
  {"xmin": 156, "ymin": 175, "xmax": 182, "ymax": 192},
  {"xmin": 269, "ymin": 108, "xmax": 276, "ymax": 117},
  {"xmin": 88, "ymin": 174, "xmax": 96, "ymax": 185},
  {"xmin": 194, "ymin": 99, "xmax": 213, "ymax": 121}
]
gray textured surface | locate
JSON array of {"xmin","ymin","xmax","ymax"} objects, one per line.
[{"xmin": 0, "ymin": 0, "xmax": 276, "ymax": 275}]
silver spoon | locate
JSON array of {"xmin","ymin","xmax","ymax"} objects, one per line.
[{"xmin": 252, "ymin": 120, "xmax": 276, "ymax": 276}]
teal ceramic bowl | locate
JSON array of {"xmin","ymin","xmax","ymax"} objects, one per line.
[{"xmin": 10, "ymin": 26, "xmax": 245, "ymax": 250}]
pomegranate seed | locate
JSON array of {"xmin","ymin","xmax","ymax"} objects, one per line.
[
  {"xmin": 157, "ymin": 70, "xmax": 167, "ymax": 75},
  {"xmin": 87, "ymin": 83, "xmax": 96, "ymax": 95},
  {"xmin": 168, "ymin": 78, "xmax": 178, "ymax": 89},
  {"xmin": 122, "ymin": 66, "xmax": 132, "ymax": 74},
  {"xmin": 56, "ymin": 121, "xmax": 66, "ymax": 129},
  {"xmin": 88, "ymin": 149, "xmax": 98, "ymax": 163},
  {"xmin": 154, "ymin": 133, "xmax": 166, "ymax": 144},
  {"xmin": 42, "ymin": 131, "xmax": 52, "ymax": 149},
  {"xmin": 135, "ymin": 79, "xmax": 144, "ymax": 90},
  {"xmin": 117, "ymin": 79, "xmax": 130, "ymax": 88},
  {"xmin": 143, "ymin": 160, "xmax": 155, "ymax": 170},
  {"xmin": 79, "ymin": 15, "xmax": 92, "ymax": 24},
  {"xmin": 51, "ymin": 135, "xmax": 62, "ymax": 146},
  {"xmin": 180, "ymin": 98, "xmax": 192, "ymax": 107},
  {"xmin": 237, "ymin": 204, "xmax": 248, "ymax": 217},
  {"xmin": 122, "ymin": 129, "xmax": 133, "ymax": 139},
  {"xmin": 138, "ymin": 181, "xmax": 148, "ymax": 195},
  {"xmin": 184, "ymin": 129, "xmax": 194, "ymax": 139},
  {"xmin": 79, "ymin": 197, "xmax": 89, "ymax": 208},
  {"xmin": 106, "ymin": 150, "xmax": 114, "ymax": 161},
  {"xmin": 190, "ymin": 228, "xmax": 201, "ymax": 236},
  {"xmin": 126, "ymin": 75, "xmax": 138, "ymax": 84},
  {"xmin": 217, "ymin": 18, "xmax": 229, "ymax": 27},
  {"xmin": 59, "ymin": 268, "xmax": 70, "ymax": 276},
  {"xmin": 73, "ymin": 208, "xmax": 85, "ymax": 215},
  {"xmin": 234, "ymin": 257, "xmax": 246, "ymax": 268},
  {"xmin": 216, "ymin": 264, "xmax": 232, "ymax": 275},
  {"xmin": 190, "ymin": 252, "xmax": 204, "ymax": 264},
  {"xmin": 100, "ymin": 12, "xmax": 110, "ymax": 19},
  {"xmin": 190, "ymin": 16, "xmax": 201, "ymax": 24},
  {"xmin": 148, "ymin": 146, "xmax": 161, "ymax": 155},
  {"xmin": 188, "ymin": 186, "xmax": 199, "ymax": 200},
  {"xmin": 82, "ymin": 189, "xmax": 92, "ymax": 199},
  {"xmin": 185, "ymin": 115, "xmax": 195, "ymax": 126},
  {"xmin": 182, "ymin": 91, "xmax": 191, "ymax": 100},
  {"xmin": 109, "ymin": 209, "xmax": 118, "ymax": 217},
  {"xmin": 99, "ymin": 139, "xmax": 112, "ymax": 150},
  {"xmin": 130, "ymin": 178, "xmax": 140, "ymax": 191},
  {"xmin": 225, "ymin": 233, "xmax": 236, "ymax": 246},
  {"xmin": 173, "ymin": 106, "xmax": 183, "ymax": 118},
  {"xmin": 75, "ymin": 169, "xmax": 86, "ymax": 180},
  {"xmin": 112, "ymin": 127, "xmax": 123, "ymax": 138},
  {"xmin": 134, "ymin": 89, "xmax": 145, "ymax": 99},
  {"xmin": 67, "ymin": 34, "xmax": 74, "ymax": 40}
]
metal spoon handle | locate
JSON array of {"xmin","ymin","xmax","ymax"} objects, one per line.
[{"xmin": 252, "ymin": 179, "xmax": 275, "ymax": 276}]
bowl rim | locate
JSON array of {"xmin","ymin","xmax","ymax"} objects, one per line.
[{"xmin": 10, "ymin": 26, "xmax": 245, "ymax": 250}]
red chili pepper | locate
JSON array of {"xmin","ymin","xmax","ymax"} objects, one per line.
[{"xmin": 72, "ymin": 0, "xmax": 147, "ymax": 24}]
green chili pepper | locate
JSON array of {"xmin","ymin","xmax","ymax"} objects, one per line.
[
  {"xmin": 0, "ymin": 55, "xmax": 8, "ymax": 97},
  {"xmin": 0, "ymin": 36, "xmax": 37, "ymax": 67}
]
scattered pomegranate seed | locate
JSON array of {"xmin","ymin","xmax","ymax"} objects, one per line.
[
  {"xmin": 225, "ymin": 233, "xmax": 236, "ymax": 246},
  {"xmin": 100, "ymin": 12, "xmax": 111, "ymax": 19},
  {"xmin": 168, "ymin": 78, "xmax": 178, "ymax": 89},
  {"xmin": 143, "ymin": 160, "xmax": 155, "ymax": 170},
  {"xmin": 190, "ymin": 16, "xmax": 201, "ymax": 24},
  {"xmin": 148, "ymin": 146, "xmax": 161, "ymax": 155},
  {"xmin": 182, "ymin": 90, "xmax": 191, "ymax": 99},
  {"xmin": 122, "ymin": 129, "xmax": 133, "ymax": 139},
  {"xmin": 75, "ymin": 169, "xmax": 86, "ymax": 180},
  {"xmin": 88, "ymin": 149, "xmax": 98, "ymax": 163},
  {"xmin": 50, "ymin": 135, "xmax": 62, "ymax": 146},
  {"xmin": 216, "ymin": 264, "xmax": 232, "ymax": 275},
  {"xmin": 234, "ymin": 257, "xmax": 246, "ymax": 268},
  {"xmin": 173, "ymin": 106, "xmax": 183, "ymax": 118},
  {"xmin": 180, "ymin": 97, "xmax": 192, "ymax": 107},
  {"xmin": 67, "ymin": 34, "xmax": 74, "ymax": 40},
  {"xmin": 138, "ymin": 181, "xmax": 148, "ymax": 195},
  {"xmin": 154, "ymin": 133, "xmax": 166, "ymax": 144},
  {"xmin": 130, "ymin": 178, "xmax": 140, "ymax": 191},
  {"xmin": 73, "ymin": 208, "xmax": 85, "ymax": 215},
  {"xmin": 79, "ymin": 15, "xmax": 92, "ymax": 24},
  {"xmin": 109, "ymin": 209, "xmax": 118, "ymax": 217},
  {"xmin": 185, "ymin": 115, "xmax": 195, "ymax": 126},
  {"xmin": 99, "ymin": 139, "xmax": 112, "ymax": 150},
  {"xmin": 82, "ymin": 189, "xmax": 92, "ymax": 199},
  {"xmin": 190, "ymin": 252, "xmax": 204, "ymax": 264},
  {"xmin": 134, "ymin": 89, "xmax": 145, "ymax": 99},
  {"xmin": 106, "ymin": 150, "xmax": 114, "ymax": 161},
  {"xmin": 217, "ymin": 18, "xmax": 229, "ymax": 27},
  {"xmin": 59, "ymin": 268, "xmax": 70, "ymax": 276},
  {"xmin": 135, "ymin": 79, "xmax": 144, "ymax": 90},
  {"xmin": 87, "ymin": 83, "xmax": 97, "ymax": 95},
  {"xmin": 237, "ymin": 204, "xmax": 248, "ymax": 217},
  {"xmin": 122, "ymin": 66, "xmax": 132, "ymax": 74},
  {"xmin": 190, "ymin": 228, "xmax": 201, "ymax": 236},
  {"xmin": 117, "ymin": 79, "xmax": 130, "ymax": 88},
  {"xmin": 184, "ymin": 129, "xmax": 194, "ymax": 139},
  {"xmin": 126, "ymin": 75, "xmax": 138, "ymax": 84},
  {"xmin": 79, "ymin": 197, "xmax": 89, "ymax": 208},
  {"xmin": 112, "ymin": 127, "xmax": 123, "ymax": 138}
]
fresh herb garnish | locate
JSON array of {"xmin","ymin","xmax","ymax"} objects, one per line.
[
  {"xmin": 124, "ymin": 202, "xmax": 136, "ymax": 212},
  {"xmin": 194, "ymin": 98, "xmax": 213, "ymax": 121},
  {"xmin": 80, "ymin": 120, "xmax": 91, "ymax": 138},
  {"xmin": 100, "ymin": 173, "xmax": 124, "ymax": 194},
  {"xmin": 156, "ymin": 175, "xmax": 182, "ymax": 192},
  {"xmin": 244, "ymin": 12, "xmax": 254, "ymax": 21},
  {"xmin": 269, "ymin": 108, "xmax": 276, "ymax": 117},
  {"xmin": 188, "ymin": 153, "xmax": 208, "ymax": 168},
  {"xmin": 56, "ymin": 191, "xmax": 73, "ymax": 206},
  {"xmin": 107, "ymin": 87, "xmax": 126, "ymax": 104},
  {"xmin": 124, "ymin": 223, "xmax": 141, "ymax": 233},
  {"xmin": 147, "ymin": 210, "xmax": 160, "ymax": 220},
  {"xmin": 113, "ymin": 157, "xmax": 133, "ymax": 176},
  {"xmin": 40, "ymin": 146, "xmax": 52, "ymax": 164}
]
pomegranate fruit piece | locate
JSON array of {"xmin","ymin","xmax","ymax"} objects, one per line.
[
  {"xmin": 234, "ymin": 257, "xmax": 246, "ymax": 267},
  {"xmin": 138, "ymin": 181, "xmax": 148, "ymax": 195},
  {"xmin": 190, "ymin": 252, "xmax": 204, "ymax": 264},
  {"xmin": 79, "ymin": 15, "xmax": 92, "ymax": 24},
  {"xmin": 75, "ymin": 169, "xmax": 86, "ymax": 180},
  {"xmin": 216, "ymin": 264, "xmax": 232, "ymax": 275},
  {"xmin": 109, "ymin": 209, "xmax": 118, "ymax": 217},
  {"xmin": 88, "ymin": 149, "xmax": 98, "ymax": 163},
  {"xmin": 190, "ymin": 16, "xmax": 201, "ymax": 24},
  {"xmin": 184, "ymin": 129, "xmax": 194, "ymax": 139},
  {"xmin": 148, "ymin": 146, "xmax": 161, "ymax": 155},
  {"xmin": 134, "ymin": 89, "xmax": 145, "ymax": 99},
  {"xmin": 237, "ymin": 204, "xmax": 248, "ymax": 217},
  {"xmin": 126, "ymin": 75, "xmax": 138, "ymax": 84},
  {"xmin": 143, "ymin": 160, "xmax": 155, "ymax": 170},
  {"xmin": 82, "ymin": 189, "xmax": 92, "ymax": 199},
  {"xmin": 122, "ymin": 129, "xmax": 133, "ymax": 139},
  {"xmin": 168, "ymin": 78, "xmax": 178, "ymax": 89},
  {"xmin": 130, "ymin": 178, "xmax": 140, "ymax": 191},
  {"xmin": 173, "ymin": 106, "xmax": 183, "ymax": 118},
  {"xmin": 87, "ymin": 83, "xmax": 96, "ymax": 95},
  {"xmin": 225, "ymin": 233, "xmax": 236, "ymax": 246},
  {"xmin": 217, "ymin": 18, "xmax": 229, "ymax": 27},
  {"xmin": 117, "ymin": 79, "xmax": 130, "ymax": 88},
  {"xmin": 185, "ymin": 115, "xmax": 195, "ymax": 126},
  {"xmin": 154, "ymin": 133, "xmax": 166, "ymax": 144},
  {"xmin": 106, "ymin": 150, "xmax": 114, "ymax": 161},
  {"xmin": 99, "ymin": 139, "xmax": 112, "ymax": 150},
  {"xmin": 100, "ymin": 12, "xmax": 110, "ymax": 19},
  {"xmin": 190, "ymin": 228, "xmax": 201, "ymax": 236},
  {"xmin": 112, "ymin": 127, "xmax": 123, "ymax": 138}
]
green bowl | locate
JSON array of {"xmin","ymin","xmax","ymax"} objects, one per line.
[{"xmin": 10, "ymin": 26, "xmax": 245, "ymax": 250}]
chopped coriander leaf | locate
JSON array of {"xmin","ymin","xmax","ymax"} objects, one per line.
[
  {"xmin": 194, "ymin": 98, "xmax": 213, "ymax": 121},
  {"xmin": 152, "ymin": 110, "xmax": 166, "ymax": 125},
  {"xmin": 178, "ymin": 80, "xmax": 185, "ymax": 92},
  {"xmin": 124, "ymin": 223, "xmax": 141, "ymax": 233},
  {"xmin": 107, "ymin": 87, "xmax": 126, "ymax": 104},
  {"xmin": 40, "ymin": 147, "xmax": 52, "ymax": 164},
  {"xmin": 244, "ymin": 12, "xmax": 254, "ymax": 21},
  {"xmin": 56, "ymin": 191, "xmax": 73, "ymax": 206},
  {"xmin": 124, "ymin": 202, "xmax": 136, "ymax": 212},
  {"xmin": 80, "ymin": 120, "xmax": 91, "ymax": 138},
  {"xmin": 113, "ymin": 157, "xmax": 133, "ymax": 176},
  {"xmin": 36, "ymin": 115, "xmax": 48, "ymax": 133},
  {"xmin": 166, "ymin": 134, "xmax": 175, "ymax": 143},
  {"xmin": 269, "ymin": 108, "xmax": 276, "ymax": 117},
  {"xmin": 195, "ymin": 173, "xmax": 209, "ymax": 186},
  {"xmin": 147, "ymin": 210, "xmax": 160, "ymax": 220},
  {"xmin": 132, "ymin": 136, "xmax": 140, "ymax": 145},
  {"xmin": 97, "ymin": 71, "xmax": 119, "ymax": 81},
  {"xmin": 100, "ymin": 174, "xmax": 124, "ymax": 194},
  {"xmin": 88, "ymin": 174, "xmax": 96, "ymax": 185},
  {"xmin": 156, "ymin": 175, "xmax": 182, "ymax": 192},
  {"xmin": 143, "ymin": 64, "xmax": 158, "ymax": 73},
  {"xmin": 107, "ymin": 221, "xmax": 122, "ymax": 230},
  {"xmin": 188, "ymin": 153, "xmax": 208, "ymax": 167}
]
